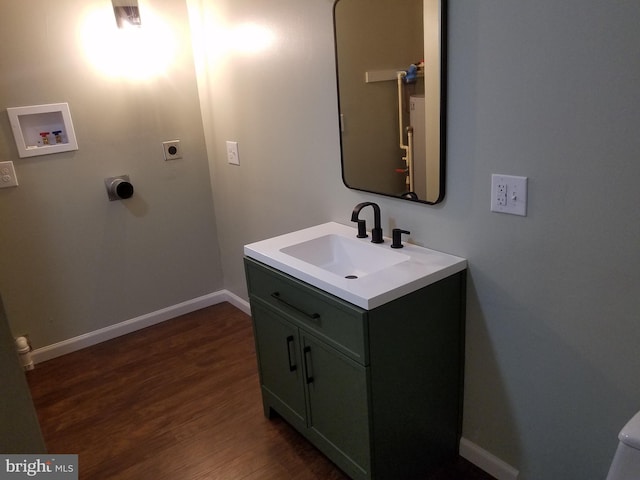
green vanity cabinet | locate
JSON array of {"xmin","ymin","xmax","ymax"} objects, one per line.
[
  {"xmin": 244, "ymin": 257, "xmax": 466, "ymax": 480},
  {"xmin": 252, "ymin": 302, "xmax": 372, "ymax": 477},
  {"xmin": 252, "ymin": 304, "xmax": 308, "ymax": 424}
]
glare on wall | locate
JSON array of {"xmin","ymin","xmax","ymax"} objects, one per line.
[
  {"xmin": 230, "ymin": 23, "xmax": 275, "ymax": 55},
  {"xmin": 79, "ymin": 5, "xmax": 176, "ymax": 81},
  {"xmin": 187, "ymin": 2, "xmax": 276, "ymax": 71}
]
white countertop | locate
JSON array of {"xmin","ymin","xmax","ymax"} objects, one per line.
[{"xmin": 244, "ymin": 222, "xmax": 467, "ymax": 310}]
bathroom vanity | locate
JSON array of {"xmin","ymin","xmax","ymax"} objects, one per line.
[{"xmin": 244, "ymin": 222, "xmax": 466, "ymax": 479}]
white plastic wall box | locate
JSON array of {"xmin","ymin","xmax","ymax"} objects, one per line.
[{"xmin": 6, "ymin": 103, "xmax": 79, "ymax": 158}]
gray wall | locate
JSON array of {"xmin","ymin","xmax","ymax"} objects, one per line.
[
  {"xmin": 192, "ymin": 0, "xmax": 640, "ymax": 478},
  {"xmin": 0, "ymin": 0, "xmax": 223, "ymax": 348}
]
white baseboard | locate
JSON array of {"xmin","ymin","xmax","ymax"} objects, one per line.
[
  {"xmin": 31, "ymin": 290, "xmax": 251, "ymax": 364},
  {"xmin": 460, "ymin": 437, "xmax": 519, "ymax": 480},
  {"xmin": 222, "ymin": 289, "xmax": 251, "ymax": 315}
]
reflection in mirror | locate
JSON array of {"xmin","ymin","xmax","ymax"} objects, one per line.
[{"xmin": 334, "ymin": 0, "xmax": 446, "ymax": 204}]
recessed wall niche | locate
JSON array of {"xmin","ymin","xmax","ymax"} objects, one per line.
[{"xmin": 7, "ymin": 103, "xmax": 78, "ymax": 158}]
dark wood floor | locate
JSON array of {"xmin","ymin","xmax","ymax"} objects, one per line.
[{"xmin": 27, "ymin": 303, "xmax": 494, "ymax": 480}]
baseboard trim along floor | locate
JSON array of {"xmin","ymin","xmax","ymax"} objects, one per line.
[
  {"xmin": 460, "ymin": 437, "xmax": 519, "ymax": 480},
  {"xmin": 31, "ymin": 290, "xmax": 251, "ymax": 364}
]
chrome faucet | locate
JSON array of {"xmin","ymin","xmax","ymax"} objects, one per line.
[{"xmin": 351, "ymin": 202, "xmax": 383, "ymax": 243}]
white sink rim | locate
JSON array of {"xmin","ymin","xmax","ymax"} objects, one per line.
[{"xmin": 244, "ymin": 222, "xmax": 467, "ymax": 310}]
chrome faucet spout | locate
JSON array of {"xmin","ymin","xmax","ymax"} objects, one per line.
[{"xmin": 351, "ymin": 202, "xmax": 383, "ymax": 243}]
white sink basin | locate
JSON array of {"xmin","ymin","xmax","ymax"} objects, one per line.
[
  {"xmin": 244, "ymin": 222, "xmax": 467, "ymax": 309},
  {"xmin": 280, "ymin": 234, "xmax": 410, "ymax": 279}
]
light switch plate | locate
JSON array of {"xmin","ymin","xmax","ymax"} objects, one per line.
[
  {"xmin": 226, "ymin": 141, "xmax": 240, "ymax": 165},
  {"xmin": 491, "ymin": 174, "xmax": 527, "ymax": 216}
]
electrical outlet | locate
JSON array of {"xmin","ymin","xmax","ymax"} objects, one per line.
[
  {"xmin": 226, "ymin": 141, "xmax": 240, "ymax": 165},
  {"xmin": 162, "ymin": 140, "xmax": 182, "ymax": 160},
  {"xmin": 491, "ymin": 174, "xmax": 527, "ymax": 216},
  {"xmin": 0, "ymin": 161, "xmax": 18, "ymax": 188},
  {"xmin": 496, "ymin": 183, "xmax": 507, "ymax": 206}
]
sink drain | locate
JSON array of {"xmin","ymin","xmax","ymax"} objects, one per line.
[{"xmin": 345, "ymin": 275, "xmax": 358, "ymax": 279}]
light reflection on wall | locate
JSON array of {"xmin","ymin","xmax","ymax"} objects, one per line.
[
  {"xmin": 79, "ymin": 5, "xmax": 176, "ymax": 81},
  {"xmin": 229, "ymin": 23, "xmax": 275, "ymax": 55},
  {"xmin": 187, "ymin": 1, "xmax": 276, "ymax": 70}
]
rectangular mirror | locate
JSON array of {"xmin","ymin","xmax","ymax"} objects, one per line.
[{"xmin": 333, "ymin": 0, "xmax": 446, "ymax": 204}]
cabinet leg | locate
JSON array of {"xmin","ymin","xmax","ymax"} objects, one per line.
[{"xmin": 263, "ymin": 401, "xmax": 276, "ymax": 419}]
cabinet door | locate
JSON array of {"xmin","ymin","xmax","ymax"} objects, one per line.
[
  {"xmin": 302, "ymin": 334, "xmax": 371, "ymax": 478},
  {"xmin": 253, "ymin": 304, "xmax": 306, "ymax": 424}
]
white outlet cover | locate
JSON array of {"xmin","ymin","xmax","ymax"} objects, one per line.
[
  {"xmin": 491, "ymin": 174, "xmax": 527, "ymax": 216},
  {"xmin": 162, "ymin": 140, "xmax": 182, "ymax": 160},
  {"xmin": 0, "ymin": 161, "xmax": 18, "ymax": 188}
]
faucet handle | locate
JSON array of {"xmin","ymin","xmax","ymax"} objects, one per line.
[
  {"xmin": 355, "ymin": 219, "xmax": 368, "ymax": 238},
  {"xmin": 391, "ymin": 229, "xmax": 410, "ymax": 248}
]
